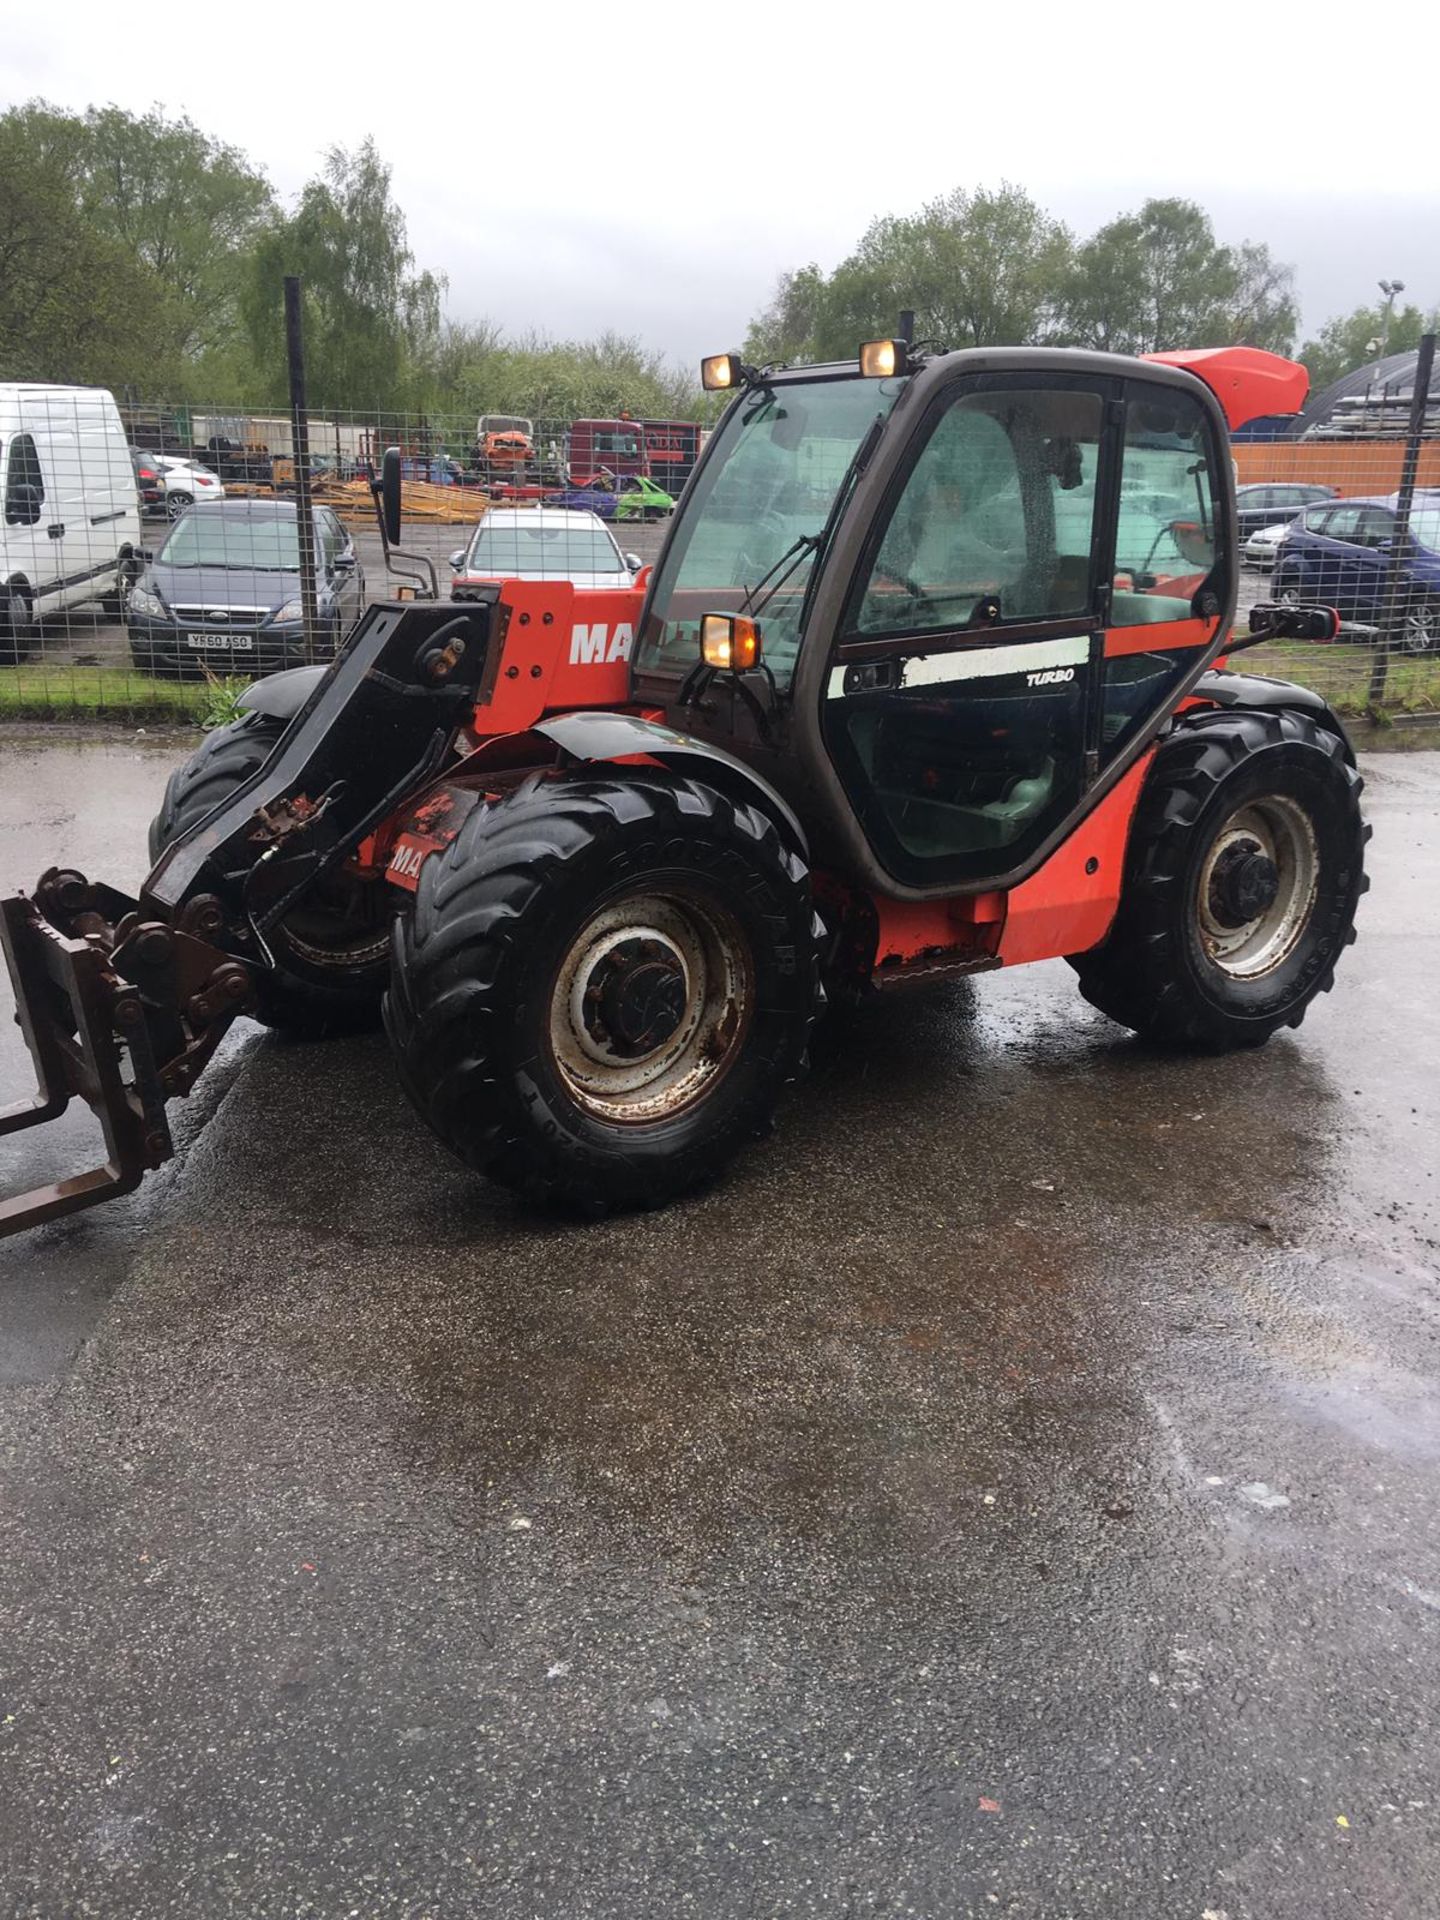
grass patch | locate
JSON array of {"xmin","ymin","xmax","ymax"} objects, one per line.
[
  {"xmin": 0, "ymin": 664, "xmax": 245, "ymax": 725},
  {"xmin": 3, "ymin": 638, "xmax": 1437, "ymax": 729},
  {"xmin": 1238, "ymin": 639, "xmax": 1440, "ymax": 717}
]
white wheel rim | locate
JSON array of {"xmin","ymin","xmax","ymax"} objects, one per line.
[
  {"xmin": 1196, "ymin": 795, "xmax": 1319, "ymax": 980},
  {"xmin": 1403, "ymin": 603, "xmax": 1437, "ymax": 652},
  {"xmin": 547, "ymin": 890, "xmax": 752, "ymax": 1123}
]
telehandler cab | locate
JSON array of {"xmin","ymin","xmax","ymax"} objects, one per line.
[{"xmin": 1, "ymin": 341, "xmax": 1365, "ymax": 1233}]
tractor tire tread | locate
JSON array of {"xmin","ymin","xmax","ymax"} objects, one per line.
[
  {"xmin": 386, "ymin": 771, "xmax": 815, "ymax": 1212},
  {"xmin": 149, "ymin": 712, "xmax": 387, "ymax": 1034},
  {"xmin": 1070, "ymin": 707, "xmax": 1365, "ymax": 1050}
]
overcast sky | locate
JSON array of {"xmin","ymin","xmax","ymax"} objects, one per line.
[{"xmin": 7, "ymin": 2, "xmax": 1437, "ymax": 369}]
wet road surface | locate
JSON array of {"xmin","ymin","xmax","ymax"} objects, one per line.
[{"xmin": 1, "ymin": 732, "xmax": 1438, "ymax": 1918}]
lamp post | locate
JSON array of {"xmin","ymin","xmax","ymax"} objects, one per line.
[{"xmin": 1377, "ymin": 279, "xmax": 1406, "ymax": 362}]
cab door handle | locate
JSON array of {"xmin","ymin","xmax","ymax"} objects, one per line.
[{"xmin": 46, "ymin": 523, "xmax": 64, "ymax": 539}]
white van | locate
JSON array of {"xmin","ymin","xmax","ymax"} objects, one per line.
[{"xmin": 1, "ymin": 384, "xmax": 143, "ymax": 660}]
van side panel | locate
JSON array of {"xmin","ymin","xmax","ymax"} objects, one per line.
[{"xmin": 8, "ymin": 386, "xmax": 140, "ymax": 615}]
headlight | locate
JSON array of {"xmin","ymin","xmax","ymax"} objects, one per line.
[
  {"xmin": 270, "ymin": 599, "xmax": 304, "ymax": 624},
  {"xmin": 128, "ymin": 585, "xmax": 167, "ymax": 618}
]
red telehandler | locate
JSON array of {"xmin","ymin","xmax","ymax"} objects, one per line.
[{"xmin": 1, "ymin": 341, "xmax": 1364, "ymax": 1233}]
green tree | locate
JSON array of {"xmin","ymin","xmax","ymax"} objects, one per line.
[
  {"xmin": 0, "ymin": 100, "xmax": 275, "ymax": 383},
  {"xmin": 742, "ymin": 186, "xmax": 1073, "ymax": 362},
  {"xmin": 1059, "ymin": 198, "xmax": 1296, "ymax": 354},
  {"xmin": 847, "ymin": 185, "xmax": 1069, "ymax": 352},
  {"xmin": 811, "ymin": 184, "xmax": 1072, "ymax": 358},
  {"xmin": 447, "ymin": 331, "xmax": 701, "ymax": 423},
  {"xmin": 0, "ymin": 112, "xmax": 155, "ymax": 385},
  {"xmin": 744, "ymin": 264, "xmax": 828, "ymax": 364},
  {"xmin": 1298, "ymin": 299, "xmax": 1430, "ymax": 394},
  {"xmin": 243, "ymin": 140, "xmax": 443, "ymax": 407},
  {"xmin": 78, "ymin": 106, "xmax": 275, "ymax": 361}
]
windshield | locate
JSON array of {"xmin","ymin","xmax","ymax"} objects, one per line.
[
  {"xmin": 637, "ymin": 375, "xmax": 901, "ymax": 684},
  {"xmin": 159, "ymin": 514, "xmax": 303, "ymax": 571},
  {"xmin": 467, "ymin": 522, "xmax": 623, "ymax": 575},
  {"xmin": 1410, "ymin": 506, "xmax": 1440, "ymax": 551}
]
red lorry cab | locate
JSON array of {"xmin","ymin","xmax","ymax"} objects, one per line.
[
  {"xmin": 568, "ymin": 418, "xmax": 649, "ymax": 484},
  {"xmin": 640, "ymin": 420, "xmax": 703, "ymax": 494}
]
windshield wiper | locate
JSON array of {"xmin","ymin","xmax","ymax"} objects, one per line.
[{"xmin": 739, "ymin": 532, "xmax": 822, "ymax": 619}]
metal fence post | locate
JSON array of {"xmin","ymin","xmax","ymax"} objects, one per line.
[
  {"xmin": 1369, "ymin": 330, "xmax": 1435, "ymax": 712},
  {"xmin": 283, "ymin": 276, "xmax": 320, "ymax": 661}
]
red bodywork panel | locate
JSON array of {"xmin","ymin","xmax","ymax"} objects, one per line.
[
  {"xmin": 461, "ymin": 579, "xmax": 643, "ymax": 732},
  {"xmin": 996, "ymin": 753, "xmax": 1153, "ymax": 966},
  {"xmin": 864, "ymin": 752, "xmax": 1154, "ymax": 977},
  {"xmin": 1143, "ymin": 346, "xmax": 1308, "ymax": 432},
  {"xmin": 372, "ymin": 573, "xmax": 1172, "ymax": 983}
]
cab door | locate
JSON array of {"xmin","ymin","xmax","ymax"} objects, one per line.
[{"xmin": 819, "ymin": 371, "xmax": 1226, "ymax": 890}]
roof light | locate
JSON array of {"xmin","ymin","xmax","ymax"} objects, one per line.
[
  {"xmin": 860, "ymin": 339, "xmax": 910, "ymax": 379},
  {"xmin": 701, "ymin": 352, "xmax": 745, "ymax": 392}
]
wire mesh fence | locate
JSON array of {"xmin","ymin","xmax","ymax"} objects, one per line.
[
  {"xmin": 0, "ymin": 392, "xmax": 695, "ymax": 721},
  {"xmin": 1, "ymin": 379, "xmax": 1437, "ymax": 725}
]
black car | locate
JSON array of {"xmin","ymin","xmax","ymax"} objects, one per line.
[
  {"xmin": 1234, "ymin": 481, "xmax": 1337, "ymax": 540},
  {"xmin": 129, "ymin": 446, "xmax": 165, "ymax": 513},
  {"xmin": 126, "ymin": 499, "xmax": 365, "ymax": 676}
]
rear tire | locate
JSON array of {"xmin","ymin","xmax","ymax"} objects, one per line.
[
  {"xmin": 166, "ymin": 490, "xmax": 193, "ymax": 520},
  {"xmin": 1070, "ymin": 710, "xmax": 1366, "ymax": 1049},
  {"xmin": 0, "ymin": 583, "xmax": 35, "ymax": 665},
  {"xmin": 149, "ymin": 712, "xmax": 391, "ymax": 1033},
  {"xmin": 386, "ymin": 772, "xmax": 816, "ymax": 1211}
]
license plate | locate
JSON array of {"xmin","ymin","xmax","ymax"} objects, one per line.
[{"xmin": 184, "ymin": 632, "xmax": 254, "ymax": 651}]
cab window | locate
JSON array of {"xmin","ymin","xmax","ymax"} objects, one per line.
[
  {"xmin": 847, "ymin": 387, "xmax": 1103, "ymax": 635},
  {"xmin": 4, "ymin": 433, "xmax": 44, "ymax": 526},
  {"xmin": 1111, "ymin": 392, "xmax": 1219, "ymax": 626}
]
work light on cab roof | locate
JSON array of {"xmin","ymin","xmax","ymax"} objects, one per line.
[
  {"xmin": 859, "ymin": 338, "xmax": 913, "ymax": 379},
  {"xmin": 702, "ymin": 342, "xmax": 915, "ymax": 388},
  {"xmin": 700, "ymin": 352, "xmax": 748, "ymax": 392}
]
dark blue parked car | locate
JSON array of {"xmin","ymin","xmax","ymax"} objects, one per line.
[{"xmin": 1274, "ymin": 494, "xmax": 1440, "ymax": 652}]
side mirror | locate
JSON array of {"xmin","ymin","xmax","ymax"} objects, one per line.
[
  {"xmin": 700, "ymin": 612, "xmax": 762, "ymax": 671},
  {"xmin": 332, "ymin": 550, "xmax": 356, "ymax": 571},
  {"xmin": 5, "ymin": 483, "xmax": 42, "ymax": 527},
  {"xmin": 380, "ymin": 446, "xmax": 403, "ymax": 546},
  {"xmin": 449, "ymin": 548, "xmax": 466, "ymax": 571},
  {"xmin": 623, "ymin": 552, "xmax": 643, "ymax": 572},
  {"xmin": 1247, "ymin": 600, "xmax": 1340, "ymax": 643},
  {"xmin": 1170, "ymin": 519, "xmax": 1213, "ymax": 569}
]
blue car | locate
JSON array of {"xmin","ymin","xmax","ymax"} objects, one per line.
[{"xmin": 1274, "ymin": 493, "xmax": 1440, "ymax": 652}]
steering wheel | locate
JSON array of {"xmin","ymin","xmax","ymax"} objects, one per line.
[
  {"xmin": 869, "ymin": 562, "xmax": 939, "ymax": 619},
  {"xmin": 737, "ymin": 508, "xmax": 792, "ymax": 580}
]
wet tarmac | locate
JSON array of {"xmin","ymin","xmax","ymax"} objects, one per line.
[{"xmin": 1, "ymin": 731, "xmax": 1438, "ymax": 1918}]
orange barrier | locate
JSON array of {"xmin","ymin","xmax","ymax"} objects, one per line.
[{"xmin": 1233, "ymin": 440, "xmax": 1440, "ymax": 496}]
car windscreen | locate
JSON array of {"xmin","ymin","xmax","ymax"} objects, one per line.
[
  {"xmin": 467, "ymin": 524, "xmax": 623, "ymax": 573},
  {"xmin": 1408, "ymin": 506, "xmax": 1440, "ymax": 551},
  {"xmin": 159, "ymin": 515, "xmax": 303, "ymax": 570}
]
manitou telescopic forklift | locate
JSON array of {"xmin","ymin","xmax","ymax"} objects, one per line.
[{"xmin": 1, "ymin": 340, "xmax": 1366, "ymax": 1234}]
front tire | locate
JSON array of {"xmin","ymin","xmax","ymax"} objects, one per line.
[
  {"xmin": 149, "ymin": 711, "xmax": 391, "ymax": 1033},
  {"xmin": 386, "ymin": 772, "xmax": 816, "ymax": 1211},
  {"xmin": 1071, "ymin": 710, "xmax": 1366, "ymax": 1049},
  {"xmin": 1400, "ymin": 593, "xmax": 1440, "ymax": 654}
]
